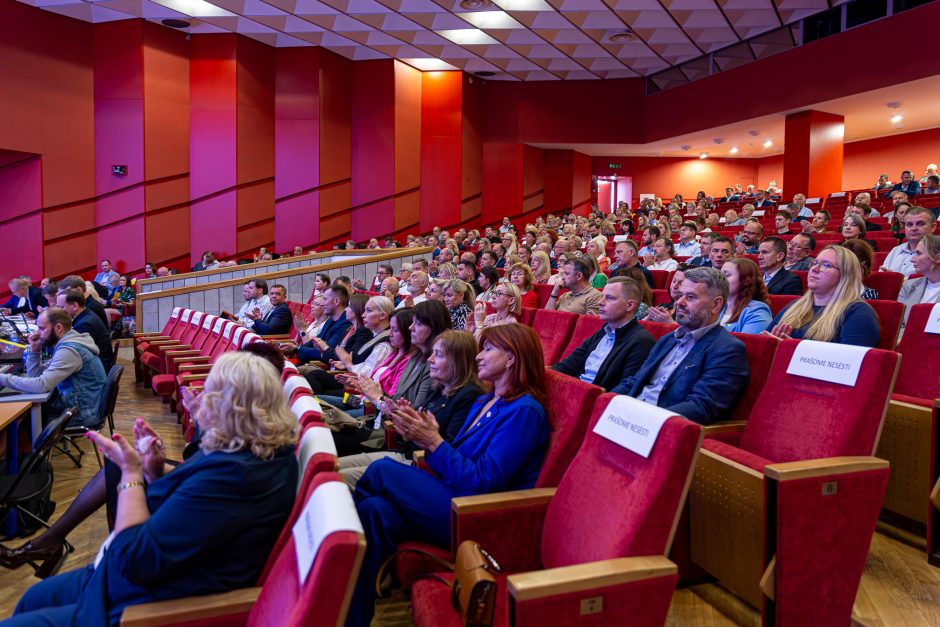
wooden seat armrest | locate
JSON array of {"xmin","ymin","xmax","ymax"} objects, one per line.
[
  {"xmin": 134, "ymin": 333, "xmax": 169, "ymax": 340},
  {"xmin": 146, "ymin": 340, "xmax": 182, "ymax": 348},
  {"xmin": 930, "ymin": 477, "xmax": 940, "ymax": 512},
  {"xmin": 120, "ymin": 587, "xmax": 260, "ymax": 626},
  {"xmin": 180, "ymin": 374, "xmax": 209, "ymax": 384},
  {"xmin": 261, "ymin": 334, "xmax": 292, "ymax": 340},
  {"xmin": 181, "ymin": 364, "xmax": 212, "ymax": 373},
  {"xmin": 172, "ymin": 355, "xmax": 210, "ymax": 364},
  {"xmin": 152, "ymin": 343, "xmax": 191, "ymax": 354},
  {"xmin": 164, "ymin": 349, "xmax": 202, "ymax": 358},
  {"xmin": 703, "ymin": 421, "xmax": 747, "ymax": 436},
  {"xmin": 507, "ymin": 556, "xmax": 676, "ymax": 602},
  {"xmin": 763, "ymin": 456, "xmax": 889, "ymax": 481},
  {"xmin": 452, "ymin": 488, "xmax": 557, "ymax": 515}
]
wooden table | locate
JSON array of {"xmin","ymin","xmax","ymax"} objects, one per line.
[
  {"xmin": 0, "ymin": 401, "xmax": 30, "ymax": 537},
  {"xmin": 0, "ymin": 390, "xmax": 51, "ymax": 443}
]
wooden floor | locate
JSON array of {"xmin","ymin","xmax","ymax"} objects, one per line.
[{"xmin": 0, "ymin": 345, "xmax": 938, "ymax": 625}]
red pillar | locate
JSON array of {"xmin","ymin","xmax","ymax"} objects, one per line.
[
  {"xmin": 543, "ymin": 149, "xmax": 593, "ymax": 216},
  {"xmin": 783, "ymin": 110, "xmax": 844, "ymax": 198}
]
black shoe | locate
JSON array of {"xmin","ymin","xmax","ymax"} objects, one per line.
[{"xmin": 0, "ymin": 541, "xmax": 68, "ymax": 578}]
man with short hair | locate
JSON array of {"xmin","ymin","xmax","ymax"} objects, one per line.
[
  {"xmin": 720, "ymin": 187, "xmax": 739, "ymax": 203},
  {"xmin": 784, "ymin": 233, "xmax": 816, "ymax": 271},
  {"xmin": 456, "ymin": 261, "xmax": 480, "ymax": 295},
  {"xmin": 922, "ymin": 174, "xmax": 940, "ymax": 195},
  {"xmin": 551, "ymin": 277, "xmax": 656, "ymax": 391},
  {"xmin": 546, "ymin": 259, "xmax": 602, "ymax": 315},
  {"xmin": 637, "ymin": 227, "xmax": 659, "ymax": 257},
  {"xmin": 499, "ymin": 216, "xmax": 513, "ymax": 234},
  {"xmin": 675, "ymin": 222, "xmax": 701, "ymax": 258},
  {"xmin": 610, "ymin": 240, "xmax": 654, "ymax": 288},
  {"xmin": 57, "ymin": 289, "xmax": 115, "ymax": 373},
  {"xmin": 94, "ymin": 259, "xmax": 119, "ymax": 287},
  {"xmin": 413, "ymin": 259, "xmax": 430, "ymax": 274},
  {"xmin": 250, "ymin": 284, "xmax": 293, "ymax": 335},
  {"xmin": 753, "ymin": 190, "xmax": 774, "ymax": 208},
  {"xmin": 57, "ymin": 275, "xmax": 110, "ymax": 328},
  {"xmin": 686, "ymin": 233, "xmax": 720, "ymax": 267},
  {"xmin": 885, "ymin": 170, "xmax": 920, "ymax": 198},
  {"xmin": 293, "ymin": 286, "xmax": 352, "ymax": 364},
  {"xmin": 156, "ymin": 266, "xmax": 169, "ymax": 277},
  {"xmin": 398, "ymin": 271, "xmax": 429, "ymax": 309},
  {"xmin": 1, "ymin": 278, "xmax": 47, "ymax": 316},
  {"xmin": 479, "ymin": 251, "xmax": 498, "ymax": 268},
  {"xmin": 0, "ymin": 308, "xmax": 107, "ymax": 427},
  {"xmin": 881, "ymin": 207, "xmax": 936, "ymax": 277},
  {"xmin": 802, "ymin": 210, "xmax": 830, "ymax": 234},
  {"xmin": 379, "ymin": 277, "xmax": 401, "ymax": 307},
  {"xmin": 354, "ymin": 264, "xmax": 394, "ymax": 291},
  {"xmin": 293, "ymin": 245, "xmax": 304, "ymax": 256},
  {"xmin": 611, "ymin": 267, "xmax": 750, "ymax": 425},
  {"xmin": 791, "ymin": 194, "xmax": 813, "ymax": 219},
  {"xmin": 734, "ymin": 220, "xmax": 763, "ymax": 255},
  {"xmin": 757, "ymin": 237, "xmax": 803, "ymax": 296},
  {"xmin": 691, "ymin": 236, "xmax": 733, "ymax": 270},
  {"xmin": 849, "ymin": 203, "xmax": 882, "ymax": 231},
  {"xmin": 225, "ymin": 279, "xmax": 273, "ymax": 327},
  {"xmin": 774, "ymin": 210, "xmax": 792, "ymax": 235},
  {"xmin": 647, "ymin": 238, "xmax": 678, "ymax": 271},
  {"xmin": 398, "ymin": 263, "xmax": 413, "ymax": 296}
]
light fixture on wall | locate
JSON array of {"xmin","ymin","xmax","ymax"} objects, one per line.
[
  {"xmin": 729, "ymin": 146, "xmax": 739, "ymax": 155},
  {"xmin": 763, "ymin": 140, "xmax": 773, "ymax": 148},
  {"xmin": 890, "ymin": 114, "xmax": 903, "ymax": 124},
  {"xmin": 699, "ymin": 152, "xmax": 708, "ymax": 159}
]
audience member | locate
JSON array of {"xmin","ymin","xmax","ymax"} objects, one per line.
[
  {"xmin": 530, "ymin": 251, "xmax": 552, "ymax": 284},
  {"xmin": 921, "ymin": 164, "xmax": 938, "ymax": 185},
  {"xmin": 0, "ymin": 308, "xmax": 106, "ymax": 428},
  {"xmin": 1, "ymin": 278, "xmax": 47, "ymax": 317},
  {"xmin": 647, "ymin": 237, "xmax": 679, "ymax": 271},
  {"xmin": 734, "ymin": 220, "xmax": 763, "ymax": 255},
  {"xmin": 508, "ymin": 263, "xmax": 539, "ymax": 308},
  {"xmin": 675, "ymin": 222, "xmax": 701, "ymax": 258},
  {"xmin": 582, "ymin": 254, "xmax": 608, "ymax": 288},
  {"xmin": 791, "ymin": 194, "xmax": 813, "ymax": 218},
  {"xmin": 645, "ymin": 264, "xmax": 688, "ymax": 324},
  {"xmin": 638, "ymin": 226, "xmax": 659, "ymax": 257},
  {"xmin": 801, "ymin": 210, "xmax": 831, "ymax": 234},
  {"xmin": 922, "ymin": 174, "xmax": 940, "ymax": 197},
  {"xmin": 467, "ymin": 282, "xmax": 520, "ymax": 340},
  {"xmin": 849, "ymin": 203, "xmax": 882, "ymax": 231},
  {"xmin": 475, "ymin": 266, "xmax": 499, "ymax": 304},
  {"xmin": 426, "ymin": 279, "xmax": 445, "ymax": 303},
  {"xmin": 547, "ymin": 258, "xmax": 602, "ymax": 315},
  {"xmin": 338, "ymin": 330, "xmax": 485, "ymax": 487},
  {"xmin": 881, "ymin": 206, "xmax": 936, "ymax": 277},
  {"xmin": 841, "ymin": 214, "xmax": 878, "ymax": 250},
  {"xmin": 551, "ymin": 277, "xmax": 655, "ymax": 391},
  {"xmin": 766, "ymin": 245, "xmax": 878, "ymax": 347},
  {"xmin": 294, "ymin": 293, "xmax": 327, "ymax": 341},
  {"xmin": 691, "ymin": 236, "xmax": 734, "ymax": 270},
  {"xmin": 379, "ymin": 277, "xmax": 401, "ymax": 307},
  {"xmin": 248, "ymin": 284, "xmax": 292, "ymax": 335},
  {"xmin": 753, "ymin": 190, "xmax": 774, "ymax": 207},
  {"xmin": 873, "ymin": 173, "xmax": 893, "ymax": 192},
  {"xmin": 720, "ymin": 258, "xmax": 773, "ymax": 334},
  {"xmin": 93, "ymin": 259, "xmax": 119, "ymax": 287},
  {"xmin": 56, "ymin": 290, "xmax": 115, "ymax": 373},
  {"xmin": 443, "ymin": 280, "xmax": 474, "ymax": 331},
  {"xmin": 899, "ymin": 233, "xmax": 940, "ymax": 326},
  {"xmin": 610, "ymin": 240, "xmax": 654, "ymax": 288},
  {"xmin": 398, "ymin": 271, "xmax": 429, "ymax": 309},
  {"xmin": 840, "ymin": 239, "xmax": 879, "ymax": 300},
  {"xmin": 348, "ymin": 323, "xmax": 549, "ymax": 627},
  {"xmin": 611, "ymin": 267, "xmax": 750, "ymax": 425},
  {"xmin": 222, "ymin": 279, "xmax": 272, "ymax": 328},
  {"xmin": 758, "ymin": 237, "xmax": 803, "ymax": 295},
  {"xmin": 192, "ymin": 251, "xmax": 219, "ymax": 272},
  {"xmin": 784, "ymin": 233, "xmax": 816, "ymax": 271},
  {"xmin": 288, "ymin": 285, "xmax": 351, "ymax": 364},
  {"xmin": 57, "ymin": 276, "xmax": 109, "ymax": 328},
  {"xmin": 885, "ymin": 170, "xmax": 920, "ymax": 198},
  {"xmin": 774, "ymin": 210, "xmax": 792, "ymax": 235},
  {"xmin": 586, "ymin": 237, "xmax": 610, "ymax": 272}
]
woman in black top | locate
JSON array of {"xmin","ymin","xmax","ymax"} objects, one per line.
[{"xmin": 337, "ymin": 329, "xmax": 485, "ymax": 488}]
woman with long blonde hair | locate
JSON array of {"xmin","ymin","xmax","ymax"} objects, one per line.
[
  {"xmin": 530, "ymin": 250, "xmax": 551, "ymax": 284},
  {"xmin": 765, "ymin": 245, "xmax": 879, "ymax": 346}
]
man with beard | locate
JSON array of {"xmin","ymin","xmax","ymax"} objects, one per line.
[
  {"xmin": 0, "ymin": 308, "xmax": 107, "ymax": 427},
  {"xmin": 611, "ymin": 267, "xmax": 749, "ymax": 425}
]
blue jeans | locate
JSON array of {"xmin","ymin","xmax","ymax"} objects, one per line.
[
  {"xmin": 1, "ymin": 566, "xmax": 93, "ymax": 626},
  {"xmin": 319, "ymin": 394, "xmax": 365, "ymax": 418}
]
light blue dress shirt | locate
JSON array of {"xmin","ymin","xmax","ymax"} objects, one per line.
[
  {"xmin": 637, "ymin": 320, "xmax": 719, "ymax": 405},
  {"xmin": 579, "ymin": 323, "xmax": 618, "ymax": 384}
]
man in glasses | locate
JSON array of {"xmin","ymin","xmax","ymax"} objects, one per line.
[
  {"xmin": 734, "ymin": 219, "xmax": 763, "ymax": 255},
  {"xmin": 784, "ymin": 233, "xmax": 816, "ymax": 271}
]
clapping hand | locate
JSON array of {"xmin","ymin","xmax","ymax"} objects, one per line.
[
  {"xmin": 389, "ymin": 403, "xmax": 443, "ymax": 452},
  {"xmin": 86, "ymin": 431, "xmax": 142, "ymax": 476},
  {"xmin": 334, "ymin": 346, "xmax": 353, "ymax": 369},
  {"xmin": 132, "ymin": 418, "xmax": 166, "ymax": 483},
  {"xmin": 645, "ymin": 306, "xmax": 674, "ymax": 324},
  {"xmin": 763, "ymin": 323, "xmax": 793, "ymax": 340}
]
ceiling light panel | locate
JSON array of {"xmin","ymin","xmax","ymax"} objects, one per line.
[
  {"xmin": 151, "ymin": 0, "xmax": 234, "ymax": 17},
  {"xmin": 490, "ymin": 0, "xmax": 553, "ymax": 10},
  {"xmin": 400, "ymin": 58, "xmax": 459, "ymax": 70},
  {"xmin": 459, "ymin": 10, "xmax": 523, "ymax": 29},
  {"xmin": 436, "ymin": 28, "xmax": 500, "ymax": 45}
]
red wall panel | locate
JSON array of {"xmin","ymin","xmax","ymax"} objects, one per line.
[
  {"xmin": 843, "ymin": 127, "xmax": 940, "ymax": 191},
  {"xmin": 482, "ymin": 143, "xmax": 524, "ymax": 223},
  {"xmin": 593, "ymin": 156, "xmax": 760, "ymax": 202},
  {"xmin": 461, "ymin": 75, "xmax": 483, "ymax": 226},
  {"xmin": 572, "ymin": 150, "xmax": 592, "ymax": 214},
  {"xmin": 420, "ymin": 71, "xmax": 462, "ymax": 231}
]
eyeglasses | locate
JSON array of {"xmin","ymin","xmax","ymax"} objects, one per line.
[
  {"xmin": 809, "ymin": 260, "xmax": 839, "ymax": 272},
  {"xmin": 492, "ymin": 291, "xmax": 512, "ymax": 298},
  {"xmin": 743, "ymin": 230, "xmax": 761, "ymax": 236}
]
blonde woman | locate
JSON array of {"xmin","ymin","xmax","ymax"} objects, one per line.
[
  {"xmin": 426, "ymin": 279, "xmax": 446, "ymax": 302},
  {"xmin": 765, "ymin": 245, "xmax": 879, "ymax": 347},
  {"xmin": 436, "ymin": 262, "xmax": 457, "ymax": 281},
  {"xmin": 899, "ymin": 233, "xmax": 940, "ymax": 326},
  {"xmin": 586, "ymin": 236, "xmax": 610, "ymax": 273},
  {"xmin": 443, "ymin": 280, "xmax": 475, "ymax": 331},
  {"xmin": 530, "ymin": 251, "xmax": 551, "ymax": 284},
  {"xmin": 508, "ymin": 262, "xmax": 539, "ymax": 308},
  {"xmin": 466, "ymin": 281, "xmax": 521, "ymax": 339},
  {"xmin": 583, "ymin": 254, "xmax": 608, "ymax": 289}
]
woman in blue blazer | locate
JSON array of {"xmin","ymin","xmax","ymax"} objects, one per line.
[
  {"xmin": 721, "ymin": 258, "xmax": 773, "ymax": 334},
  {"xmin": 347, "ymin": 324, "xmax": 551, "ymax": 627},
  {"xmin": 3, "ymin": 351, "xmax": 298, "ymax": 627}
]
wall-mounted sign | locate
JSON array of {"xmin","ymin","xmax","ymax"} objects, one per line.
[{"xmin": 608, "ymin": 163, "xmax": 622, "ymax": 169}]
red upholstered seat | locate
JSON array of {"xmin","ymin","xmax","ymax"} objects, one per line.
[
  {"xmin": 139, "ymin": 312, "xmax": 211, "ymax": 375},
  {"xmin": 792, "ymin": 271, "xmax": 808, "ymax": 290},
  {"xmin": 518, "ymin": 306, "xmax": 536, "ymax": 326},
  {"xmin": 133, "ymin": 307, "xmax": 187, "ymax": 380},
  {"xmin": 638, "ymin": 320, "xmax": 678, "ymax": 339},
  {"xmin": 767, "ymin": 294, "xmax": 799, "ymax": 315},
  {"xmin": 726, "ymin": 333, "xmax": 778, "ymax": 423},
  {"xmin": 151, "ymin": 318, "xmax": 232, "ymax": 398},
  {"xmin": 649, "ymin": 269, "xmax": 672, "ymax": 290},
  {"xmin": 411, "ymin": 394, "xmax": 702, "ymax": 627},
  {"xmin": 864, "ymin": 271, "xmax": 904, "ymax": 301},
  {"xmin": 867, "ymin": 299, "xmax": 903, "ymax": 349},
  {"xmin": 558, "ymin": 315, "xmax": 604, "ymax": 361},
  {"xmin": 531, "ymin": 309, "xmax": 579, "ymax": 364},
  {"xmin": 531, "ymin": 283, "xmax": 554, "ymax": 308},
  {"xmin": 284, "ymin": 374, "xmax": 314, "ymax": 405}
]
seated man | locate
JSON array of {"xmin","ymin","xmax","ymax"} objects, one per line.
[
  {"xmin": 249, "ymin": 283, "xmax": 293, "ymax": 335},
  {"xmin": 922, "ymin": 174, "xmax": 940, "ymax": 196},
  {"xmin": 225, "ymin": 279, "xmax": 273, "ymax": 327},
  {"xmin": 774, "ymin": 210, "xmax": 793, "ymax": 235},
  {"xmin": 57, "ymin": 289, "xmax": 115, "ymax": 373},
  {"xmin": 885, "ymin": 170, "xmax": 920, "ymax": 198},
  {"xmin": 637, "ymin": 227, "xmax": 659, "ymax": 258},
  {"xmin": 0, "ymin": 308, "xmax": 107, "ymax": 428},
  {"xmin": 379, "ymin": 277, "xmax": 402, "ymax": 307},
  {"xmin": 753, "ymin": 190, "xmax": 774, "ymax": 207},
  {"xmin": 610, "ymin": 240, "xmax": 654, "ymax": 288},
  {"xmin": 675, "ymin": 222, "xmax": 702, "ymax": 258},
  {"xmin": 611, "ymin": 267, "xmax": 750, "ymax": 425},
  {"xmin": 551, "ymin": 277, "xmax": 655, "ymax": 391},
  {"xmin": 1, "ymin": 278, "xmax": 47, "ymax": 317},
  {"xmin": 881, "ymin": 206, "xmax": 936, "ymax": 277},
  {"xmin": 801, "ymin": 210, "xmax": 830, "ymax": 234},
  {"xmin": 849, "ymin": 202, "xmax": 882, "ymax": 231},
  {"xmin": 646, "ymin": 237, "xmax": 679, "ymax": 271},
  {"xmin": 57, "ymin": 275, "xmax": 110, "ymax": 329},
  {"xmin": 93, "ymin": 259, "xmax": 119, "ymax": 287},
  {"xmin": 291, "ymin": 285, "xmax": 351, "ymax": 364},
  {"xmin": 689, "ymin": 236, "xmax": 734, "ymax": 270},
  {"xmin": 546, "ymin": 258, "xmax": 602, "ymax": 315},
  {"xmin": 758, "ymin": 237, "xmax": 803, "ymax": 296},
  {"xmin": 734, "ymin": 219, "xmax": 763, "ymax": 255},
  {"xmin": 397, "ymin": 271, "xmax": 429, "ymax": 309},
  {"xmin": 784, "ymin": 233, "xmax": 816, "ymax": 271}
]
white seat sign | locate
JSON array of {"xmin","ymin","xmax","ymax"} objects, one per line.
[
  {"xmin": 592, "ymin": 395, "xmax": 675, "ymax": 458},
  {"xmin": 785, "ymin": 340, "xmax": 869, "ymax": 387}
]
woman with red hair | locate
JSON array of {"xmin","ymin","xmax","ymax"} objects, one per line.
[
  {"xmin": 720, "ymin": 257, "xmax": 773, "ymax": 334},
  {"xmin": 347, "ymin": 324, "xmax": 550, "ymax": 627}
]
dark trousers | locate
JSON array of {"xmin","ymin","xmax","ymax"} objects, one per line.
[{"xmin": 1, "ymin": 565, "xmax": 93, "ymax": 626}]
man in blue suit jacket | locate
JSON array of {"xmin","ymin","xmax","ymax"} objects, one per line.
[
  {"xmin": 294, "ymin": 285, "xmax": 351, "ymax": 364},
  {"xmin": 1, "ymin": 278, "xmax": 47, "ymax": 316},
  {"xmin": 611, "ymin": 267, "xmax": 750, "ymax": 425},
  {"xmin": 249, "ymin": 284, "xmax": 293, "ymax": 335}
]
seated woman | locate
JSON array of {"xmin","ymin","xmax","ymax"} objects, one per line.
[
  {"xmin": 530, "ymin": 251, "xmax": 552, "ymax": 284},
  {"xmin": 466, "ymin": 281, "xmax": 521, "ymax": 339},
  {"xmin": 107, "ymin": 275, "xmax": 137, "ymax": 335},
  {"xmin": 900, "ymin": 233, "xmax": 940, "ymax": 326},
  {"xmin": 347, "ymin": 324, "xmax": 550, "ymax": 627},
  {"xmin": 508, "ymin": 262, "xmax": 539, "ymax": 309},
  {"xmin": 840, "ymin": 239, "xmax": 880, "ymax": 300},
  {"xmin": 294, "ymin": 293, "xmax": 327, "ymax": 341},
  {"xmin": 306, "ymin": 295, "xmax": 393, "ymax": 396},
  {"xmin": 841, "ymin": 213, "xmax": 878, "ymax": 250},
  {"xmin": 327, "ymin": 301, "xmax": 452, "ymax": 456},
  {"xmin": 337, "ymin": 330, "xmax": 486, "ymax": 487},
  {"xmin": 443, "ymin": 280, "xmax": 474, "ymax": 331},
  {"xmin": 1, "ymin": 351, "xmax": 297, "ymax": 626},
  {"xmin": 645, "ymin": 263, "xmax": 689, "ymax": 324},
  {"xmin": 617, "ymin": 266, "xmax": 653, "ymax": 320},
  {"xmin": 720, "ymin": 258, "xmax": 773, "ymax": 334},
  {"xmin": 765, "ymin": 245, "xmax": 879, "ymax": 347},
  {"xmin": 586, "ymin": 236, "xmax": 610, "ymax": 273},
  {"xmin": 426, "ymin": 279, "xmax": 446, "ymax": 302},
  {"xmin": 436, "ymin": 263, "xmax": 457, "ymax": 281},
  {"xmin": 583, "ymin": 253, "xmax": 608, "ymax": 289},
  {"xmin": 138, "ymin": 262, "xmax": 157, "ymax": 282},
  {"xmin": 475, "ymin": 266, "xmax": 499, "ymax": 304}
]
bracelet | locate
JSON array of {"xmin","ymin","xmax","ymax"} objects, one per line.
[{"xmin": 118, "ymin": 480, "xmax": 145, "ymax": 492}]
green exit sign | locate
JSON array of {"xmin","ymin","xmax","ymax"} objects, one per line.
[{"xmin": 608, "ymin": 163, "xmax": 621, "ymax": 169}]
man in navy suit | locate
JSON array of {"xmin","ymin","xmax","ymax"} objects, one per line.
[
  {"xmin": 758, "ymin": 237, "xmax": 804, "ymax": 296},
  {"xmin": 1, "ymin": 278, "xmax": 47, "ymax": 316},
  {"xmin": 611, "ymin": 267, "xmax": 750, "ymax": 425},
  {"xmin": 249, "ymin": 283, "xmax": 293, "ymax": 335}
]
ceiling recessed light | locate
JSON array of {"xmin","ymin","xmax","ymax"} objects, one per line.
[
  {"xmin": 763, "ymin": 140, "xmax": 773, "ymax": 148},
  {"xmin": 699, "ymin": 152, "xmax": 708, "ymax": 159},
  {"xmin": 161, "ymin": 18, "xmax": 190, "ymax": 28},
  {"xmin": 459, "ymin": 0, "xmax": 492, "ymax": 9},
  {"xmin": 608, "ymin": 30, "xmax": 635, "ymax": 43},
  {"xmin": 680, "ymin": 145, "xmax": 691, "ymax": 151},
  {"xmin": 729, "ymin": 147, "xmax": 739, "ymax": 155},
  {"xmin": 891, "ymin": 114, "xmax": 903, "ymax": 124},
  {"xmin": 748, "ymin": 130, "xmax": 760, "ymax": 137}
]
